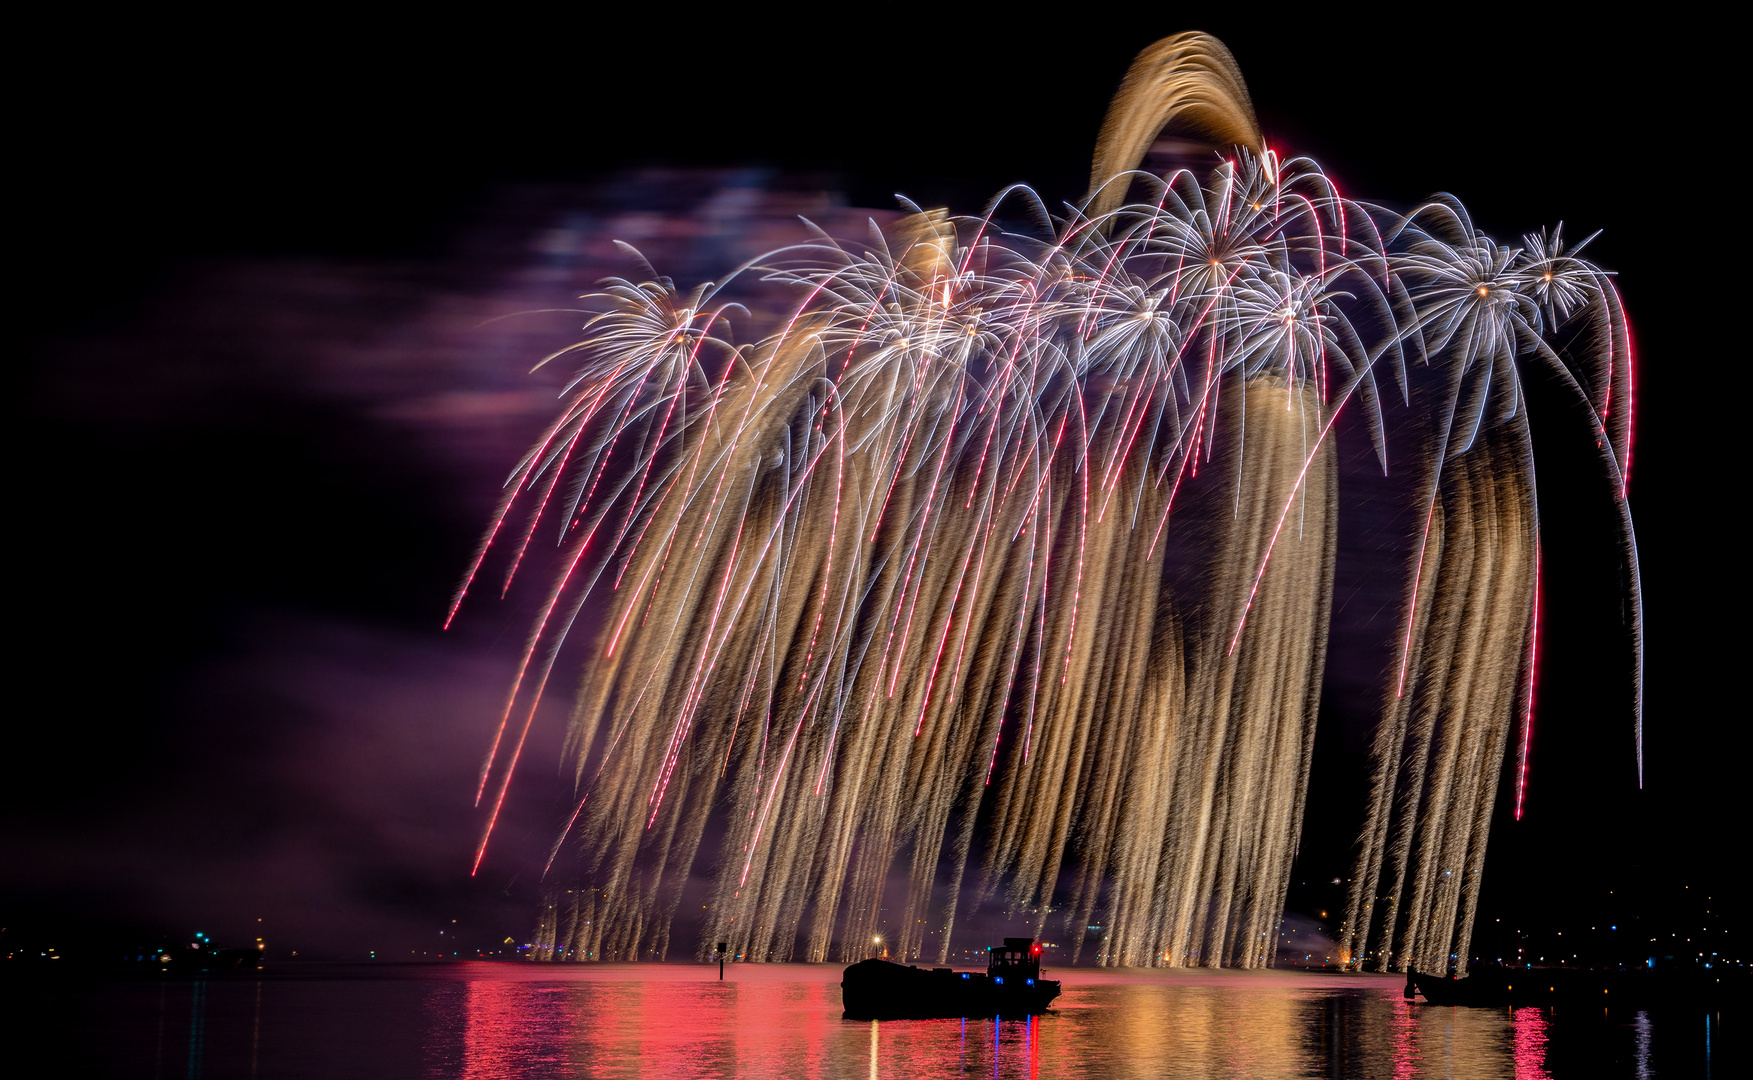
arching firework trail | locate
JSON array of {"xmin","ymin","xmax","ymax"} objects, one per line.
[{"xmin": 456, "ymin": 32, "xmax": 1640, "ymax": 972}]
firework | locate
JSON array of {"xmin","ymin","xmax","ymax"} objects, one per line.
[{"xmin": 457, "ymin": 33, "xmax": 1639, "ymax": 970}]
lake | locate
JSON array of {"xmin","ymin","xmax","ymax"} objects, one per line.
[{"xmin": 8, "ymin": 962, "xmax": 1733, "ymax": 1078}]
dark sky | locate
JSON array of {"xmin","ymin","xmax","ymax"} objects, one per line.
[{"xmin": 12, "ymin": 12, "xmax": 1738, "ymax": 962}]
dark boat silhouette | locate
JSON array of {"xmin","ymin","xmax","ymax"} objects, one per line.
[
  {"xmin": 1405, "ymin": 967, "xmax": 1512, "ymax": 1006},
  {"xmin": 842, "ymin": 937, "xmax": 1062, "ymax": 1020}
]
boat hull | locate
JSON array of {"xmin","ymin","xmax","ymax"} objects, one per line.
[{"xmin": 841, "ymin": 959, "xmax": 1061, "ymax": 1020}]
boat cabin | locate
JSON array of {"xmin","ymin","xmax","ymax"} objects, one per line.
[{"xmin": 986, "ymin": 937, "xmax": 1043, "ymax": 982}]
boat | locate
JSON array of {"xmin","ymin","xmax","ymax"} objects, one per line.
[
  {"xmin": 842, "ymin": 937, "xmax": 1062, "ymax": 1020},
  {"xmin": 1405, "ymin": 967, "xmax": 1513, "ymax": 1006}
]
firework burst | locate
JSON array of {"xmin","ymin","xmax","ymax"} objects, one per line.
[{"xmin": 455, "ymin": 33, "xmax": 1639, "ymax": 971}]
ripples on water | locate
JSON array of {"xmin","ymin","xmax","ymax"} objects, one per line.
[{"xmin": 15, "ymin": 963, "xmax": 1733, "ymax": 1078}]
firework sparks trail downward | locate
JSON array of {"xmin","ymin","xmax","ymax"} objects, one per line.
[{"xmin": 451, "ymin": 33, "xmax": 1641, "ymax": 970}]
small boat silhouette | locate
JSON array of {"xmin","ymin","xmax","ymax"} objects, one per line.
[{"xmin": 842, "ymin": 937, "xmax": 1062, "ymax": 1020}]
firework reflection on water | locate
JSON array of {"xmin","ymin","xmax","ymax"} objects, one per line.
[{"xmin": 19, "ymin": 965, "xmax": 1723, "ymax": 1078}]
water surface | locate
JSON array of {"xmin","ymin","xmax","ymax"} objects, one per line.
[{"xmin": 10, "ymin": 962, "xmax": 1733, "ymax": 1078}]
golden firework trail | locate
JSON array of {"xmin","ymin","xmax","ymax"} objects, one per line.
[{"xmin": 455, "ymin": 34, "xmax": 1640, "ymax": 970}]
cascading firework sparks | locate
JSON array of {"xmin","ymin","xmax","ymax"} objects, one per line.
[{"xmin": 455, "ymin": 33, "xmax": 1641, "ymax": 972}]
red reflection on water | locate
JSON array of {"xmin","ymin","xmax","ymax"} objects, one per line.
[
  {"xmin": 428, "ymin": 964, "xmax": 1561, "ymax": 1077},
  {"xmin": 726, "ymin": 978, "xmax": 838, "ymax": 1078},
  {"xmin": 1390, "ymin": 994, "xmax": 1419, "ymax": 1079},
  {"xmin": 461, "ymin": 977, "xmax": 565, "ymax": 1080},
  {"xmin": 866, "ymin": 1013, "xmax": 1049, "ymax": 1079},
  {"xmin": 1028, "ymin": 1013, "xmax": 1039, "ymax": 1078},
  {"xmin": 1511, "ymin": 1006, "xmax": 1552, "ymax": 1080}
]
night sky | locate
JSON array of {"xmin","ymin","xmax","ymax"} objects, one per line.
[{"xmin": 12, "ymin": 13, "xmax": 1739, "ymax": 966}]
